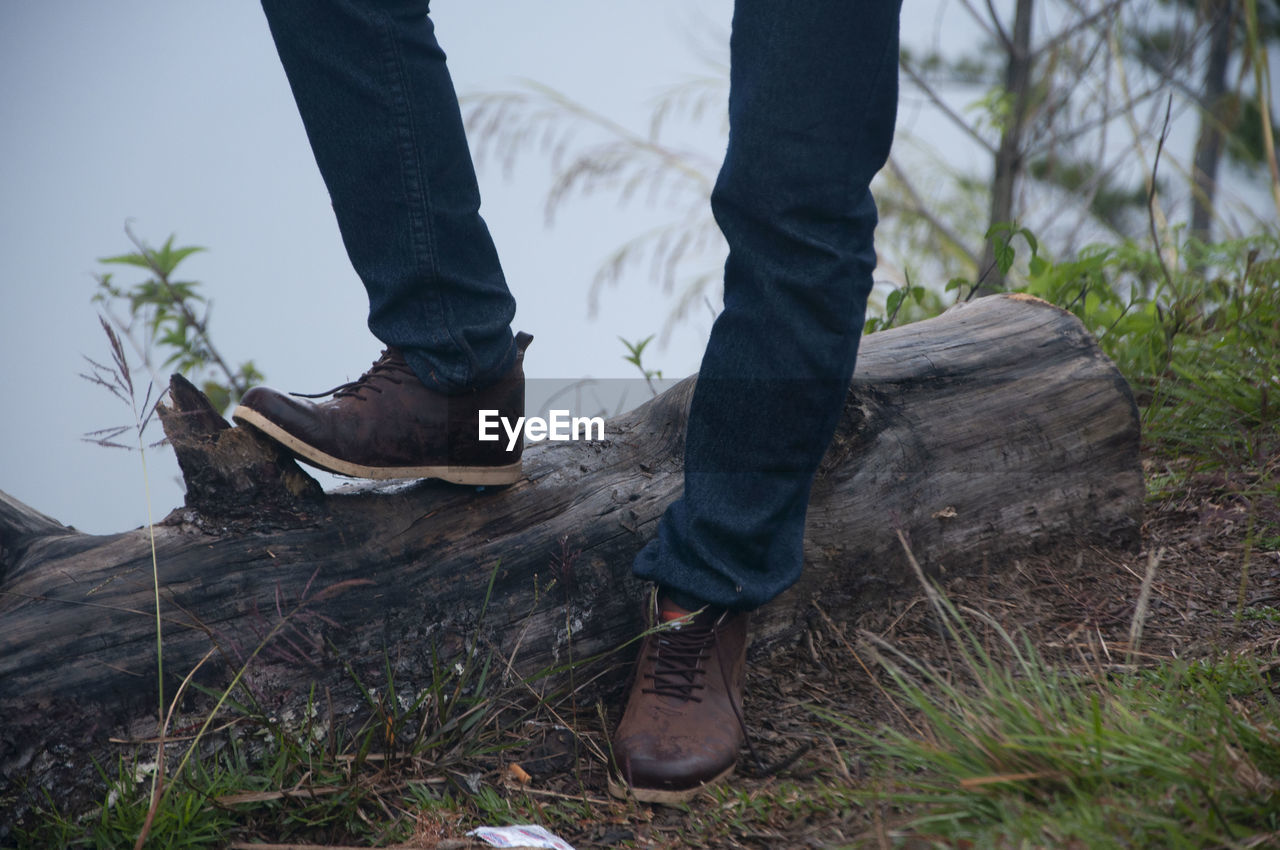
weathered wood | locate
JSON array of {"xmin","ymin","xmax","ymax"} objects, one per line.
[
  {"xmin": 162, "ymin": 372, "xmax": 324, "ymax": 517},
  {"xmin": 0, "ymin": 294, "xmax": 1142, "ymax": 820},
  {"xmin": 0, "ymin": 491, "xmax": 74, "ymax": 585}
]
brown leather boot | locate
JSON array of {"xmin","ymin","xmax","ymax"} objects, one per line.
[
  {"xmin": 609, "ymin": 593, "xmax": 749, "ymax": 804},
  {"xmin": 231, "ymin": 333, "xmax": 531, "ymax": 484}
]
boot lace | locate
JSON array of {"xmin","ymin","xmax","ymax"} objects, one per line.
[
  {"xmin": 641, "ymin": 617, "xmax": 718, "ymax": 702},
  {"xmin": 642, "ymin": 608, "xmax": 764, "ymax": 770},
  {"xmin": 290, "ymin": 350, "xmax": 417, "ymax": 401}
]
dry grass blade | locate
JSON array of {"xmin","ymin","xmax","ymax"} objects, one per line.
[
  {"xmin": 957, "ymin": 770, "xmax": 1061, "ymax": 788},
  {"xmin": 216, "ymin": 786, "xmax": 353, "ymax": 806},
  {"xmin": 1126, "ymin": 546, "xmax": 1164, "ymax": 662}
]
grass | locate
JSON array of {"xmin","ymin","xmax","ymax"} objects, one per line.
[
  {"xmin": 1028, "ymin": 234, "xmax": 1279, "ymax": 477},
  {"xmin": 820, "ymin": 545, "xmax": 1280, "ymax": 849},
  {"xmin": 30, "ymin": 587, "xmax": 1279, "ymax": 849},
  {"xmin": 25, "ymin": 232, "xmax": 1280, "ymax": 847},
  {"xmin": 18, "ymin": 626, "xmax": 554, "ymax": 848},
  {"xmin": 832, "ymin": 230, "xmax": 1280, "ymax": 846},
  {"xmin": 24, "ymin": 756, "xmax": 242, "ymax": 850}
]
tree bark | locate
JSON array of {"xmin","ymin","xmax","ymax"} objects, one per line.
[
  {"xmin": 0, "ymin": 294, "xmax": 1142, "ymax": 821},
  {"xmin": 979, "ymin": 0, "xmax": 1035, "ymax": 293},
  {"xmin": 1190, "ymin": 0, "xmax": 1237, "ymax": 243}
]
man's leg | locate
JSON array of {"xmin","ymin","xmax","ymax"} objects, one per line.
[
  {"xmin": 259, "ymin": 0, "xmax": 514, "ymax": 390},
  {"xmin": 238, "ymin": 0, "xmax": 527, "ymax": 482},
  {"xmin": 614, "ymin": 0, "xmax": 902, "ymax": 801}
]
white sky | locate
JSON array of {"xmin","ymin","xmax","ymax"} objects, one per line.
[
  {"xmin": 2, "ymin": 1, "xmax": 745, "ymax": 533},
  {"xmin": 1, "ymin": 1, "xmax": 1269, "ymax": 534}
]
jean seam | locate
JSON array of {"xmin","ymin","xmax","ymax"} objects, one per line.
[{"xmin": 377, "ymin": 9, "xmax": 467, "ymax": 383}]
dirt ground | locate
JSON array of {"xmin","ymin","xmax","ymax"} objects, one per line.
[{"xmin": 486, "ymin": 468, "xmax": 1280, "ymax": 849}]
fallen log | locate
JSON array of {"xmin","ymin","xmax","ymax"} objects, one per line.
[{"xmin": 0, "ymin": 293, "xmax": 1142, "ymax": 819}]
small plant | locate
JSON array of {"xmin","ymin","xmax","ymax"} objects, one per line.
[
  {"xmin": 92, "ymin": 226, "xmax": 262, "ymax": 417},
  {"xmin": 74, "ymin": 316, "xmax": 176, "ymax": 850},
  {"xmin": 865, "ymin": 273, "xmax": 946, "ymax": 334},
  {"xmin": 17, "ymin": 754, "xmax": 241, "ymax": 850},
  {"xmin": 620, "ymin": 334, "xmax": 664, "ymax": 396},
  {"xmin": 949, "ymin": 224, "xmax": 1279, "ymax": 486},
  {"xmin": 1238, "ymin": 606, "xmax": 1280, "ymax": 623}
]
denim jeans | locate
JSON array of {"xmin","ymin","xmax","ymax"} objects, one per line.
[
  {"xmin": 633, "ymin": 1, "xmax": 902, "ymax": 610},
  {"xmin": 263, "ymin": 0, "xmax": 901, "ymax": 610},
  {"xmin": 261, "ymin": 0, "xmax": 517, "ymax": 393}
]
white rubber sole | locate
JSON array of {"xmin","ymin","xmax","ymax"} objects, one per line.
[
  {"xmin": 606, "ymin": 764, "xmax": 735, "ymax": 805},
  {"xmin": 232, "ymin": 406, "xmax": 523, "ymax": 485}
]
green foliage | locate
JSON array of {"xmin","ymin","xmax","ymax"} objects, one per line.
[
  {"xmin": 17, "ymin": 755, "xmax": 240, "ymax": 850},
  {"xmin": 17, "ymin": 641, "xmax": 527, "ymax": 848},
  {"xmin": 92, "ymin": 229, "xmax": 262, "ymax": 417},
  {"xmin": 946, "ymin": 224, "xmax": 1280, "ymax": 480},
  {"xmin": 1239, "ymin": 605, "xmax": 1280, "ymax": 623},
  {"xmin": 864, "ymin": 278, "xmax": 946, "ymax": 334},
  {"xmin": 1018, "ymin": 232, "xmax": 1279, "ymax": 472},
  {"xmin": 620, "ymin": 334, "xmax": 665, "ymax": 397},
  {"xmin": 966, "ymin": 86, "xmax": 1016, "ymax": 136},
  {"xmin": 819, "ymin": 578, "xmax": 1280, "ymax": 848},
  {"xmin": 619, "ymin": 335, "xmax": 662, "ymax": 381}
]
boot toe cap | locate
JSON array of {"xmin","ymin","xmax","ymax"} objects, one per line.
[{"xmin": 613, "ymin": 730, "xmax": 738, "ymax": 792}]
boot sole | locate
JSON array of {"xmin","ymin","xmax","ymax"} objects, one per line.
[
  {"xmin": 606, "ymin": 764, "xmax": 735, "ymax": 805},
  {"xmin": 232, "ymin": 406, "xmax": 523, "ymax": 485}
]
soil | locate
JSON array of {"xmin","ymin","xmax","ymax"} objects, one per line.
[{"xmin": 489, "ymin": 466, "xmax": 1280, "ymax": 850}]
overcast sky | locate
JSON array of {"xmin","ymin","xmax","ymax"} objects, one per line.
[
  {"xmin": 3, "ymin": 1, "xmax": 752, "ymax": 533},
  {"xmin": 3, "ymin": 1, "xmax": 1262, "ymax": 535}
]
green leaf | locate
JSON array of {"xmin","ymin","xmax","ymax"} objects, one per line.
[
  {"xmin": 619, "ymin": 334, "xmax": 654, "ymax": 366},
  {"xmin": 1019, "ymin": 227, "xmax": 1038, "ymax": 257},
  {"xmin": 154, "ymin": 243, "xmax": 206, "ymax": 277},
  {"xmin": 994, "ymin": 240, "xmax": 1015, "ymax": 276},
  {"xmin": 98, "ymin": 251, "xmax": 155, "ymax": 271}
]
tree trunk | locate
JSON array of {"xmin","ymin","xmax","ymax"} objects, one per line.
[
  {"xmin": 1190, "ymin": 0, "xmax": 1237, "ymax": 243},
  {"xmin": 0, "ymin": 294, "xmax": 1142, "ymax": 821},
  {"xmin": 979, "ymin": 0, "xmax": 1035, "ymax": 293}
]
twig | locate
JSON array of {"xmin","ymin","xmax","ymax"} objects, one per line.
[
  {"xmin": 501, "ymin": 783, "xmax": 613, "ymax": 806},
  {"xmin": 1028, "ymin": 0, "xmax": 1126, "ymax": 65},
  {"xmin": 1126, "ymin": 547, "xmax": 1165, "ymax": 663},
  {"xmin": 895, "ymin": 528, "xmax": 944, "ymax": 612},
  {"xmin": 749, "ymin": 740, "xmax": 815, "ymax": 779},
  {"xmin": 984, "ymin": 0, "xmax": 1016, "ymax": 55},
  {"xmin": 1146, "ymin": 96, "xmax": 1176, "ymax": 291},
  {"xmin": 884, "ymin": 157, "xmax": 981, "ymax": 270},
  {"xmin": 1023, "ymin": 78, "xmax": 1191, "ymax": 159},
  {"xmin": 953, "ymin": 0, "xmax": 1003, "ymax": 45},
  {"xmin": 898, "ymin": 60, "xmax": 998, "ymax": 156}
]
